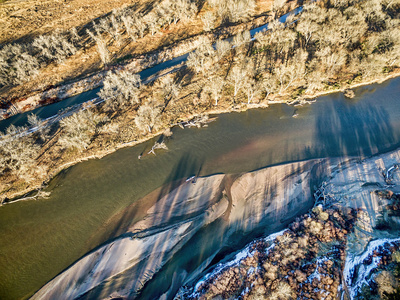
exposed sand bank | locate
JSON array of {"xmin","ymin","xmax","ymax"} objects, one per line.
[{"xmin": 32, "ymin": 156, "xmax": 333, "ymax": 299}]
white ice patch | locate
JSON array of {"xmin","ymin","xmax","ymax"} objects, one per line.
[
  {"xmin": 306, "ymin": 257, "xmax": 328, "ymax": 284},
  {"xmin": 241, "ymin": 286, "xmax": 250, "ymax": 296},
  {"xmin": 343, "ymin": 237, "xmax": 400, "ymax": 299},
  {"xmin": 265, "ymin": 229, "xmax": 287, "ymax": 243},
  {"xmin": 247, "ymin": 267, "xmax": 255, "ymax": 275}
]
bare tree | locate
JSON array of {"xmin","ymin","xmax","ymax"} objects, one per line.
[
  {"xmin": 186, "ymin": 36, "xmax": 215, "ymax": 73},
  {"xmin": 261, "ymin": 73, "xmax": 279, "ymax": 99},
  {"xmin": 296, "ymin": 15, "xmax": 320, "ymax": 46},
  {"xmin": 28, "ymin": 113, "xmax": 50, "ymax": 142},
  {"xmin": 33, "ymin": 31, "xmax": 77, "ymax": 64},
  {"xmin": 87, "ymin": 28, "xmax": 110, "ymax": 65},
  {"xmin": 358, "ymin": 54, "xmax": 387, "ymax": 78},
  {"xmin": 228, "ymin": 63, "xmax": 249, "ymax": 97},
  {"xmin": 135, "ymin": 100, "xmax": 162, "ymax": 133},
  {"xmin": 232, "ymin": 30, "xmax": 251, "ymax": 48},
  {"xmin": 215, "ymin": 39, "xmax": 231, "ymax": 60},
  {"xmin": 98, "ymin": 70, "xmax": 141, "ymax": 111},
  {"xmin": 110, "ymin": 12, "xmax": 123, "ymax": 46},
  {"xmin": 173, "ymin": 0, "xmax": 197, "ymax": 23},
  {"xmin": 208, "ymin": 0, "xmax": 255, "ymax": 23},
  {"xmin": 244, "ymin": 78, "xmax": 262, "ymax": 104},
  {"xmin": 202, "ymin": 11, "xmax": 216, "ymax": 31},
  {"xmin": 59, "ymin": 109, "xmax": 103, "ymax": 150},
  {"xmin": 144, "ymin": 12, "xmax": 160, "ymax": 36},
  {"xmin": 134, "ymin": 14, "xmax": 147, "ymax": 38},
  {"xmin": 0, "ymin": 44, "xmax": 39, "ymax": 86},
  {"xmin": 315, "ymin": 46, "xmax": 347, "ymax": 77},
  {"xmin": 0, "ymin": 125, "xmax": 39, "ymax": 181},
  {"xmin": 228, "ymin": 0, "xmax": 256, "ymax": 22},
  {"xmin": 273, "ymin": 0, "xmax": 287, "ymax": 13},
  {"xmin": 305, "ymin": 60, "xmax": 327, "ymax": 92},
  {"xmin": 160, "ymin": 76, "xmax": 181, "ymax": 108},
  {"xmin": 274, "ymin": 50, "xmax": 307, "ymax": 94},
  {"xmin": 202, "ymin": 75, "xmax": 225, "ymax": 105},
  {"xmin": 121, "ymin": 14, "xmax": 137, "ymax": 42}
]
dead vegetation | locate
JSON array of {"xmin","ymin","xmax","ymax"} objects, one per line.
[
  {"xmin": 179, "ymin": 205, "xmax": 357, "ymax": 300},
  {"xmin": 0, "ymin": 0, "xmax": 275, "ymax": 104}
]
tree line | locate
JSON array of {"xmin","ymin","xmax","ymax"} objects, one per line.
[
  {"xmin": 188, "ymin": 0, "xmax": 400, "ymax": 105},
  {"xmin": 1, "ymin": 0, "xmax": 399, "ymax": 194},
  {"xmin": 0, "ymin": 0, "xmax": 259, "ymax": 88}
]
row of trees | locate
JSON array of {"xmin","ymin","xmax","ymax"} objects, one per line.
[
  {"xmin": 0, "ymin": 61, "xmax": 183, "ymax": 183},
  {"xmin": 207, "ymin": 0, "xmax": 256, "ymax": 23},
  {"xmin": 0, "ymin": 0, "xmax": 262, "ymax": 87},
  {"xmin": 187, "ymin": 0, "xmax": 400, "ymax": 105},
  {"xmin": 0, "ymin": 0, "xmax": 198, "ymax": 86},
  {"xmin": 87, "ymin": 0, "xmax": 198, "ymax": 64},
  {"xmin": 0, "ymin": 29, "xmax": 79, "ymax": 86}
]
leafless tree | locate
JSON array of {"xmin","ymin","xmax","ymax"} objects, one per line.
[
  {"xmin": 315, "ymin": 46, "xmax": 347, "ymax": 77},
  {"xmin": 33, "ymin": 31, "xmax": 77, "ymax": 64},
  {"xmin": 144, "ymin": 12, "xmax": 160, "ymax": 36},
  {"xmin": 109, "ymin": 12, "xmax": 123, "ymax": 46},
  {"xmin": 28, "ymin": 113, "xmax": 50, "ymax": 142},
  {"xmin": 98, "ymin": 70, "xmax": 141, "ymax": 111},
  {"xmin": 0, "ymin": 125, "xmax": 39, "ymax": 181},
  {"xmin": 187, "ymin": 36, "xmax": 215, "ymax": 73},
  {"xmin": 244, "ymin": 78, "xmax": 262, "ymax": 104},
  {"xmin": 202, "ymin": 11, "xmax": 216, "ymax": 31},
  {"xmin": 173, "ymin": 0, "xmax": 197, "ymax": 23},
  {"xmin": 202, "ymin": 75, "xmax": 225, "ymax": 105},
  {"xmin": 273, "ymin": 0, "xmax": 287, "ymax": 13},
  {"xmin": 121, "ymin": 14, "xmax": 137, "ymax": 42},
  {"xmin": 228, "ymin": 63, "xmax": 249, "ymax": 97},
  {"xmin": 134, "ymin": 13, "xmax": 147, "ymax": 38},
  {"xmin": 274, "ymin": 50, "xmax": 307, "ymax": 94},
  {"xmin": 135, "ymin": 100, "xmax": 162, "ymax": 133},
  {"xmin": 296, "ymin": 15, "xmax": 320, "ymax": 46},
  {"xmin": 160, "ymin": 76, "xmax": 181, "ymax": 108},
  {"xmin": 87, "ymin": 28, "xmax": 110, "ymax": 65},
  {"xmin": 0, "ymin": 44, "xmax": 39, "ymax": 86},
  {"xmin": 208, "ymin": 0, "xmax": 256, "ymax": 23},
  {"xmin": 59, "ymin": 109, "xmax": 103, "ymax": 150},
  {"xmin": 261, "ymin": 73, "xmax": 279, "ymax": 99},
  {"xmin": 232, "ymin": 30, "xmax": 251, "ymax": 48},
  {"xmin": 215, "ymin": 39, "xmax": 231, "ymax": 60}
]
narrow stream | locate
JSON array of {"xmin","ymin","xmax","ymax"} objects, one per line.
[{"xmin": 0, "ymin": 78, "xmax": 399, "ymax": 299}]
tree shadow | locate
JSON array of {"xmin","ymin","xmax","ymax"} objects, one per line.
[
  {"xmin": 312, "ymin": 97, "xmax": 398, "ymax": 159},
  {"xmin": 72, "ymin": 152, "xmax": 214, "ymax": 299}
]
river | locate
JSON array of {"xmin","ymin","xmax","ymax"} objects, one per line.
[{"xmin": 0, "ymin": 77, "xmax": 400, "ymax": 299}]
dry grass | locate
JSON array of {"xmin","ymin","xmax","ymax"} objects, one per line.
[{"xmin": 0, "ymin": 0, "xmax": 275, "ymax": 101}]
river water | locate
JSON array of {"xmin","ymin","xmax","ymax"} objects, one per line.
[{"xmin": 0, "ymin": 77, "xmax": 400, "ymax": 299}]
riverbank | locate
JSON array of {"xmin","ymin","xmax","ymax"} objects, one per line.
[
  {"xmin": 29, "ymin": 145, "xmax": 400, "ymax": 299},
  {"xmin": 2, "ymin": 70, "xmax": 400, "ymax": 204},
  {"xmin": 2, "ymin": 0, "xmax": 400, "ymax": 203}
]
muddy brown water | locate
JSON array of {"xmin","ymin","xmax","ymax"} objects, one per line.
[{"xmin": 0, "ymin": 77, "xmax": 400, "ymax": 299}]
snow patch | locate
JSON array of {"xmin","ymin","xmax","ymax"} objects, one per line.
[{"xmin": 343, "ymin": 237, "xmax": 400, "ymax": 299}]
